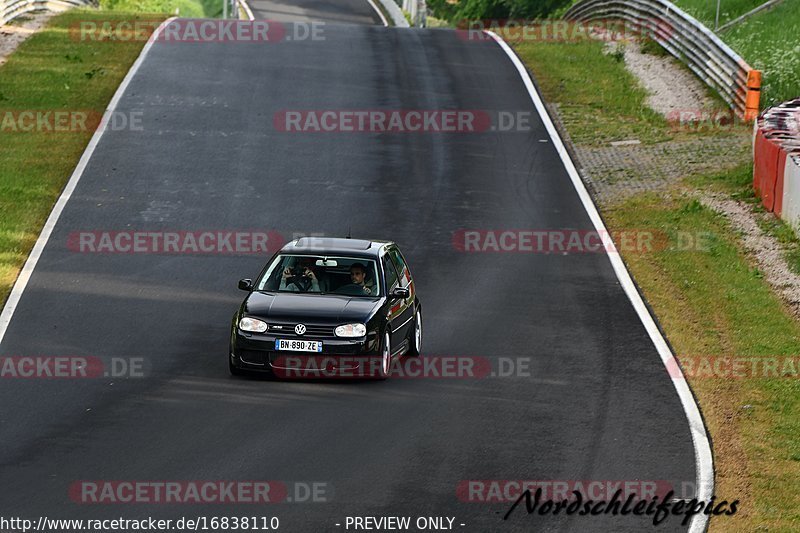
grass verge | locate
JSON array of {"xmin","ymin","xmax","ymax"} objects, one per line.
[
  {"xmin": 0, "ymin": 10, "xmax": 166, "ymax": 309},
  {"xmin": 673, "ymin": 0, "xmax": 799, "ymax": 107},
  {"xmin": 605, "ymin": 182, "xmax": 800, "ymax": 531},
  {"xmin": 507, "ymin": 28, "xmax": 800, "ymax": 531},
  {"xmin": 510, "ymin": 35, "xmax": 668, "ymax": 145},
  {"xmin": 672, "ymin": 0, "xmax": 764, "ymax": 27},
  {"xmin": 721, "ymin": 1, "xmax": 800, "ymax": 107},
  {"xmin": 99, "ymin": 0, "xmax": 222, "ymax": 18},
  {"xmin": 506, "ymin": 32, "xmax": 745, "ymax": 146},
  {"xmin": 690, "ymin": 162, "xmax": 800, "ymax": 277},
  {"xmin": 562, "ymin": 0, "xmax": 798, "ymax": 107}
]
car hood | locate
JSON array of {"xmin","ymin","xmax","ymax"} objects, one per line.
[{"xmin": 243, "ymin": 291, "xmax": 383, "ymax": 324}]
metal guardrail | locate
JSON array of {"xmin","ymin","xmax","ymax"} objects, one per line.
[
  {"xmin": 564, "ymin": 0, "xmax": 754, "ymax": 117},
  {"xmin": 2, "ymin": 0, "xmax": 95, "ymax": 26}
]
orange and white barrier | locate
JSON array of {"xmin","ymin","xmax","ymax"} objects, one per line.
[
  {"xmin": 744, "ymin": 70, "xmax": 762, "ymax": 122},
  {"xmin": 782, "ymin": 154, "xmax": 800, "ymax": 229},
  {"xmin": 753, "ymin": 99, "xmax": 800, "ymax": 229}
]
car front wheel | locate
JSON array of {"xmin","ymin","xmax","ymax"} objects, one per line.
[
  {"xmin": 407, "ymin": 308, "xmax": 422, "ymax": 357},
  {"xmin": 377, "ymin": 331, "xmax": 391, "ymax": 380}
]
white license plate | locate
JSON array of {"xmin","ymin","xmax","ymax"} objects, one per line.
[{"xmin": 275, "ymin": 339, "xmax": 323, "ymax": 352}]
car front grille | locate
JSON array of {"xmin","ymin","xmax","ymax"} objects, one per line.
[{"xmin": 268, "ymin": 323, "xmax": 336, "ymax": 338}]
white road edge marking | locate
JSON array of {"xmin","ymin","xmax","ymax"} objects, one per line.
[
  {"xmin": 366, "ymin": 0, "xmax": 389, "ymax": 27},
  {"xmin": 485, "ymin": 30, "xmax": 714, "ymax": 533},
  {"xmin": 0, "ymin": 18, "xmax": 176, "ymax": 347}
]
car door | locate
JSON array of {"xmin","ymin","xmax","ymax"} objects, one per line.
[
  {"xmin": 382, "ymin": 254, "xmax": 407, "ymax": 350},
  {"xmin": 387, "ymin": 247, "xmax": 415, "ymax": 345}
]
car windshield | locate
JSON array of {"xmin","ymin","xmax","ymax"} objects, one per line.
[{"xmin": 256, "ymin": 254, "xmax": 381, "ymax": 297}]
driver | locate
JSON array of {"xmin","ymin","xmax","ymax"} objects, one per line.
[
  {"xmin": 280, "ymin": 257, "xmax": 320, "ymax": 292},
  {"xmin": 349, "ymin": 263, "xmax": 374, "ymax": 295}
]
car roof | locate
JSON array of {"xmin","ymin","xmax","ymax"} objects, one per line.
[{"xmin": 280, "ymin": 237, "xmax": 393, "ymax": 257}]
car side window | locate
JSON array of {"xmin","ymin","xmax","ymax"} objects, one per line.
[
  {"xmin": 382, "ymin": 256, "xmax": 399, "ymax": 290},
  {"xmin": 389, "ymin": 248, "xmax": 410, "ymax": 287}
]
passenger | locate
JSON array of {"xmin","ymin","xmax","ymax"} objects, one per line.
[{"xmin": 349, "ymin": 262, "xmax": 375, "ymax": 295}]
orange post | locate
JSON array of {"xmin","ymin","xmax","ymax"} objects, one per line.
[{"xmin": 745, "ymin": 69, "xmax": 762, "ymax": 122}]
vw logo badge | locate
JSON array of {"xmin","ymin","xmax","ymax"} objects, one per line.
[{"xmin": 295, "ymin": 324, "xmax": 306, "ymax": 335}]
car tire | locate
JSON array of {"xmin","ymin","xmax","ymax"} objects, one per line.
[
  {"xmin": 407, "ymin": 308, "xmax": 422, "ymax": 357},
  {"xmin": 377, "ymin": 331, "xmax": 392, "ymax": 380}
]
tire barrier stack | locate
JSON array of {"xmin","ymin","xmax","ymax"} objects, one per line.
[
  {"xmin": 753, "ymin": 98, "xmax": 800, "ymax": 229},
  {"xmin": 2, "ymin": 0, "xmax": 95, "ymax": 25},
  {"xmin": 564, "ymin": 0, "xmax": 761, "ymax": 120}
]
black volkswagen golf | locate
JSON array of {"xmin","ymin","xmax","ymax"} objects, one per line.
[{"xmin": 229, "ymin": 238, "xmax": 421, "ymax": 379}]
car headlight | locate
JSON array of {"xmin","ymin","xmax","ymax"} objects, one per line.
[
  {"xmin": 239, "ymin": 317, "xmax": 268, "ymax": 333},
  {"xmin": 335, "ymin": 323, "xmax": 367, "ymax": 338}
]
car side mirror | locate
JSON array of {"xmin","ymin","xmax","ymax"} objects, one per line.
[
  {"xmin": 238, "ymin": 279, "xmax": 253, "ymax": 291},
  {"xmin": 390, "ymin": 287, "xmax": 409, "ymax": 299}
]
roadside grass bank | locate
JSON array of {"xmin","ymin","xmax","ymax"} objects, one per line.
[
  {"xmin": 445, "ymin": 0, "xmax": 798, "ymax": 108},
  {"xmin": 689, "ymin": 162, "xmax": 800, "ymax": 277},
  {"xmin": 756, "ymin": 209, "xmax": 800, "ymax": 277},
  {"xmin": 99, "ymin": 0, "xmax": 221, "ymax": 18},
  {"xmin": 605, "ymin": 172, "xmax": 800, "ymax": 531},
  {"xmin": 426, "ymin": 0, "xmax": 571, "ymax": 25},
  {"xmin": 666, "ymin": 0, "xmax": 800, "ymax": 107},
  {"xmin": 720, "ymin": 1, "xmax": 800, "ymax": 107},
  {"xmin": 556, "ymin": 0, "xmax": 799, "ymax": 108},
  {"xmin": 511, "ymin": 35, "xmax": 670, "ymax": 146},
  {"xmin": 0, "ymin": 10, "xmax": 165, "ymax": 310},
  {"xmin": 506, "ymin": 32, "xmax": 744, "ymax": 146},
  {"xmin": 558, "ymin": 0, "xmax": 765, "ymax": 25},
  {"xmin": 672, "ymin": 0, "xmax": 764, "ymax": 27},
  {"xmin": 505, "ymin": 29, "xmax": 800, "ymax": 530}
]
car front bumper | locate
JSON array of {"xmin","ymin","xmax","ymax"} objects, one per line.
[{"xmin": 230, "ymin": 329, "xmax": 382, "ymax": 378}]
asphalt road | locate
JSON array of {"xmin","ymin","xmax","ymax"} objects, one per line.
[
  {"xmin": 0, "ymin": 17, "xmax": 697, "ymax": 533},
  {"xmin": 248, "ymin": 0, "xmax": 384, "ymax": 24}
]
